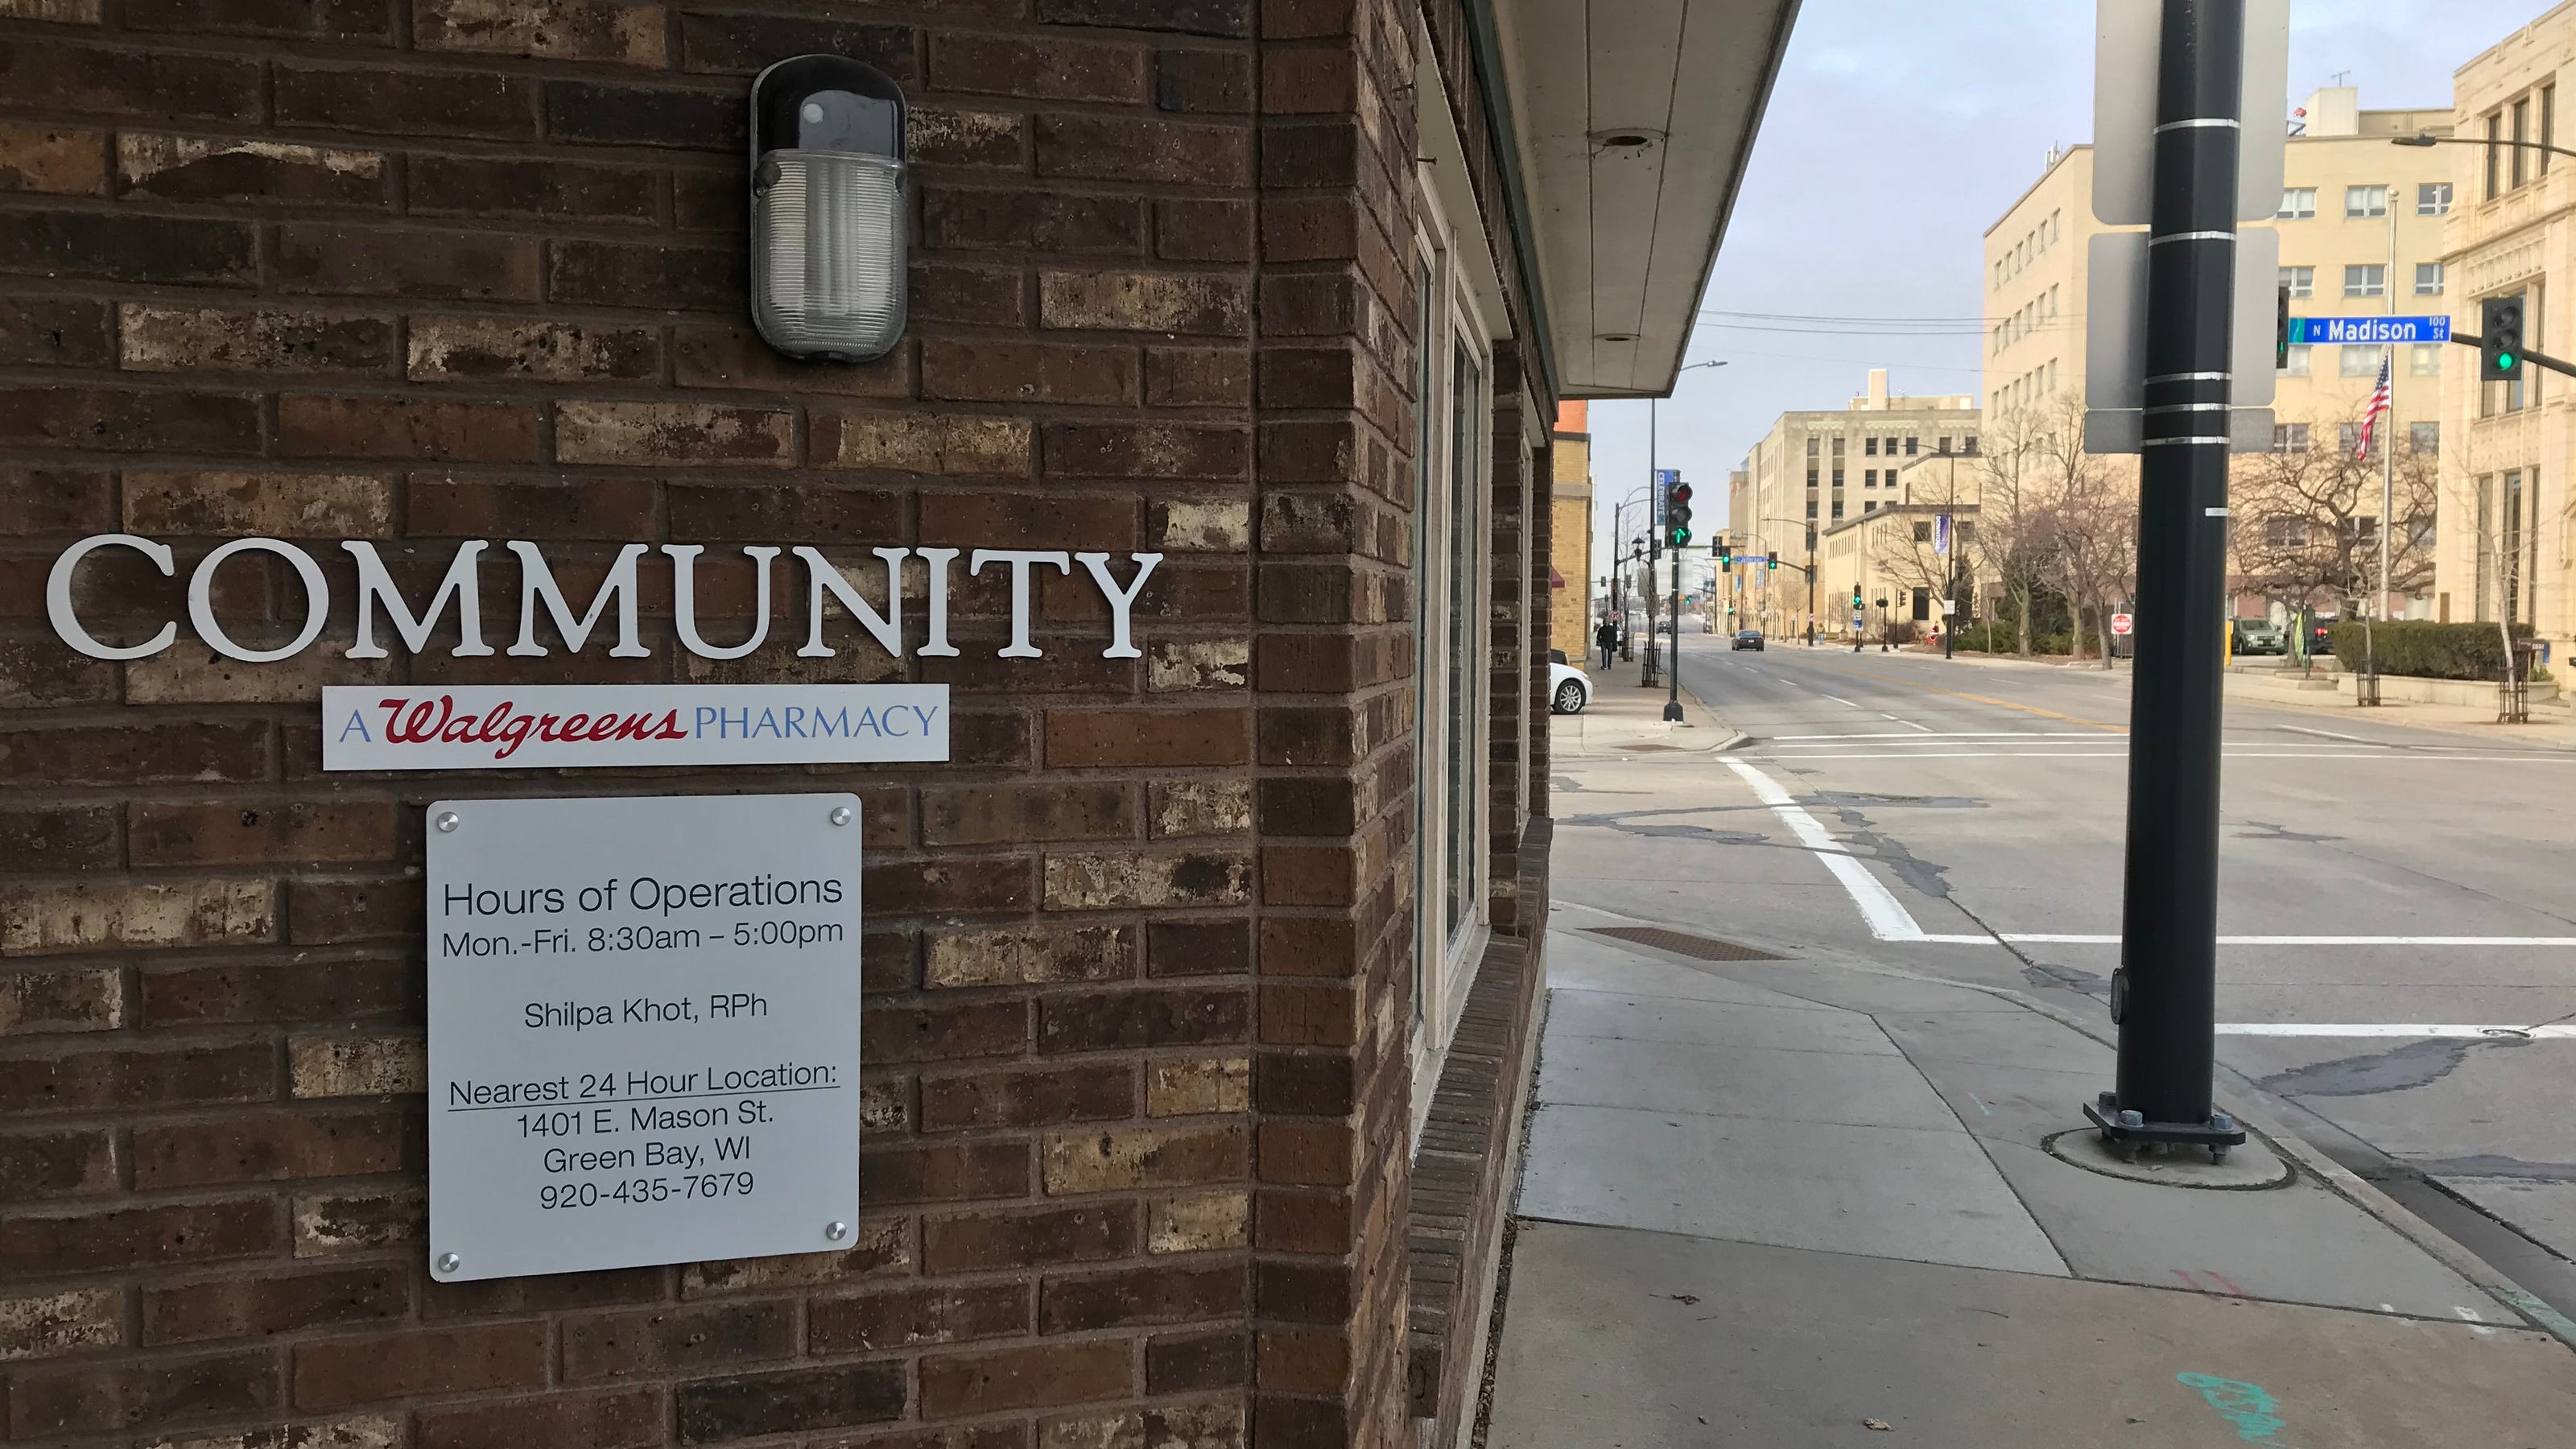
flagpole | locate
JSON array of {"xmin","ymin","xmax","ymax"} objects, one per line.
[{"xmin": 2380, "ymin": 182, "xmax": 2396, "ymax": 637}]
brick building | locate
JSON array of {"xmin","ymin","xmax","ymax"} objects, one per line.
[{"xmin": 0, "ymin": 3, "xmax": 1791, "ymax": 1447}]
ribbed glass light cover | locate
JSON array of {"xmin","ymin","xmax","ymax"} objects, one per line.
[{"xmin": 751, "ymin": 150, "xmax": 906, "ymax": 361}]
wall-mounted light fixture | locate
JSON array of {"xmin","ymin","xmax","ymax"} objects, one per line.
[{"xmin": 749, "ymin": 56, "xmax": 907, "ymax": 362}]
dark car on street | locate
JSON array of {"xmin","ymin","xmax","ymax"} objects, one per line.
[{"xmin": 1732, "ymin": 629, "xmax": 1765, "ymax": 651}]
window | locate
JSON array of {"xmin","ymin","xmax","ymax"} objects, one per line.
[
  {"xmin": 2279, "ymin": 265, "xmax": 2314, "ymax": 299},
  {"xmin": 2339, "ymin": 345, "xmax": 2380, "ymax": 377},
  {"xmin": 1806, "ymin": 466, "xmax": 1818, "ymax": 490},
  {"xmin": 2339, "ymin": 422, "xmax": 2365, "ymax": 454},
  {"xmin": 1831, "ymin": 467, "xmax": 1844, "ymax": 489},
  {"xmin": 2281, "ymin": 345, "xmax": 2312, "ymax": 375},
  {"xmin": 2418, "ymin": 181, "xmax": 2454, "ymax": 216},
  {"xmin": 2262, "ymin": 517, "xmax": 2306, "ymax": 547},
  {"xmin": 2345, "ymin": 185, "xmax": 2388, "ymax": 217},
  {"xmin": 2514, "ymin": 98, "xmax": 2531, "ymax": 189},
  {"xmin": 2487, "ymin": 113, "xmax": 2504, "ymax": 199},
  {"xmin": 1864, "ymin": 501, "xmax": 1879, "ymax": 513},
  {"xmin": 1443, "ymin": 336, "xmax": 1483, "ymax": 943},
  {"xmin": 2272, "ymin": 423, "xmax": 2310, "ymax": 452},
  {"xmin": 2344, "ymin": 263, "xmax": 2385, "ymax": 298},
  {"xmin": 2409, "ymin": 421, "xmax": 2439, "ymax": 455},
  {"xmin": 2415, "ymin": 262, "xmax": 2445, "ymax": 295},
  {"xmin": 1963, "ymin": 434, "xmax": 1978, "ymax": 455},
  {"xmin": 1864, "ymin": 437, "xmax": 1878, "ymax": 456},
  {"xmin": 1913, "ymin": 521, "xmax": 1932, "ymax": 543},
  {"xmin": 1806, "ymin": 436, "xmax": 1819, "ymax": 458},
  {"xmin": 1904, "ymin": 436, "xmax": 1918, "ymax": 456},
  {"xmin": 1936, "ymin": 436, "xmax": 1951, "ymax": 454},
  {"xmin": 1864, "ymin": 470, "xmax": 1876, "ymax": 488},
  {"xmin": 2277, "ymin": 187, "xmax": 2316, "ymax": 219},
  {"xmin": 1806, "ymin": 499, "xmax": 1818, "ymax": 518},
  {"xmin": 2410, "ymin": 343, "xmax": 2441, "ymax": 377},
  {"xmin": 1831, "ymin": 436, "xmax": 1844, "ymax": 459},
  {"xmin": 1831, "ymin": 501, "xmax": 1844, "ymax": 519}
]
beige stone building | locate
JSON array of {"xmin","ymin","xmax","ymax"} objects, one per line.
[
  {"xmin": 1808, "ymin": 456, "xmax": 1996, "ymax": 642},
  {"xmin": 1983, "ymin": 89, "xmax": 2454, "ymax": 618},
  {"xmin": 2438, "ymin": 6, "xmax": 2575, "ymax": 655},
  {"xmin": 1550, "ymin": 401, "xmax": 1596, "ymax": 658},
  {"xmin": 1733, "ymin": 369, "xmax": 1983, "ymax": 638}
]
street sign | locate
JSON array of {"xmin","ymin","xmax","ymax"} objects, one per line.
[
  {"xmin": 2286, "ymin": 316, "xmax": 2451, "ymax": 346},
  {"xmin": 2112, "ymin": 613, "xmax": 2135, "ymax": 637},
  {"xmin": 2093, "ymin": 0, "xmax": 2289, "ymax": 225},
  {"xmin": 1653, "ymin": 469, "xmax": 1678, "ymax": 526},
  {"xmin": 2084, "ymin": 227, "xmax": 2278, "ymax": 452},
  {"xmin": 426, "ymin": 793, "xmax": 865, "ymax": 1282}
]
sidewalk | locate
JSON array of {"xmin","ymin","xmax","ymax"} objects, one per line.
[
  {"xmin": 1481, "ymin": 923, "xmax": 2576, "ymax": 1446},
  {"xmin": 1553, "ymin": 652, "xmax": 1742, "ymax": 759}
]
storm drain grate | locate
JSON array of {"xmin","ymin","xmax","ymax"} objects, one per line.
[{"xmin": 1585, "ymin": 926, "xmax": 1785, "ymax": 962}]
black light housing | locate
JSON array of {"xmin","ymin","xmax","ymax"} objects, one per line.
[{"xmin": 749, "ymin": 55, "xmax": 908, "ymax": 361}]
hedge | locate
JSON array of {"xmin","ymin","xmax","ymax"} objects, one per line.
[{"xmin": 2326, "ymin": 620, "xmax": 2534, "ymax": 679}]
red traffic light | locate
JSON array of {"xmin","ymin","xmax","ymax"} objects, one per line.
[{"xmin": 1669, "ymin": 482, "xmax": 1694, "ymax": 505}]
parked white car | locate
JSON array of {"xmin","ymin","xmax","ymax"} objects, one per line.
[{"xmin": 1548, "ymin": 651, "xmax": 1591, "ymax": 714}]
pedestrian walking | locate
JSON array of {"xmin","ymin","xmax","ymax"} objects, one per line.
[{"xmin": 1595, "ymin": 616, "xmax": 1617, "ymax": 669}]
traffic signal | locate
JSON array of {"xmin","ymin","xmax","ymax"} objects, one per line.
[
  {"xmin": 2482, "ymin": 295, "xmax": 2524, "ymax": 381},
  {"xmin": 1665, "ymin": 478, "xmax": 1694, "ymax": 548},
  {"xmin": 1852, "ymin": 586, "xmax": 1864, "ymax": 609},
  {"xmin": 2276, "ymin": 284, "xmax": 2291, "ymax": 369},
  {"xmin": 1715, "ymin": 531, "xmax": 1731, "ymax": 567},
  {"xmin": 1765, "ymin": 552, "xmax": 1777, "ymax": 571}
]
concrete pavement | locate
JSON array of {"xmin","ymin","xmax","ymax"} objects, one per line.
[{"xmin": 1483, "ymin": 654, "xmax": 2576, "ymax": 1445}]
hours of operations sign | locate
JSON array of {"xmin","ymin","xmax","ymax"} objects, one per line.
[{"xmin": 425, "ymin": 793, "xmax": 863, "ymax": 1282}]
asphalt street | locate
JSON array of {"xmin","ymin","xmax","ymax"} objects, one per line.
[{"xmin": 1554, "ymin": 634, "xmax": 2576, "ymax": 1315}]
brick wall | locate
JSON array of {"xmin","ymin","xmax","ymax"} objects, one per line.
[{"xmin": 0, "ymin": 2, "xmax": 1551, "ymax": 1446}]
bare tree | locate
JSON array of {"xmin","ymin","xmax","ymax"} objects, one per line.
[
  {"xmin": 2231, "ymin": 411, "xmax": 2437, "ymax": 618},
  {"xmin": 2025, "ymin": 391, "xmax": 2135, "ymax": 667},
  {"xmin": 2441, "ymin": 420, "xmax": 2534, "ymax": 678},
  {"xmin": 1969, "ymin": 402, "xmax": 2053, "ymax": 654}
]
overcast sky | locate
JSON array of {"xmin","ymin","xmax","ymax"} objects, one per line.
[{"xmin": 1584, "ymin": 0, "xmax": 2549, "ymax": 583}]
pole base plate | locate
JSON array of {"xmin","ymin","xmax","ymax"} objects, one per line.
[{"xmin": 2083, "ymin": 1092, "xmax": 2248, "ymax": 1165}]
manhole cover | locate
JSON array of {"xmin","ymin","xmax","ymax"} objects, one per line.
[{"xmin": 1585, "ymin": 926, "xmax": 1784, "ymax": 962}]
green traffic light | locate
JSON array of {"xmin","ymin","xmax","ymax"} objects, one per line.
[{"xmin": 2501, "ymin": 353, "xmax": 2518, "ymax": 369}]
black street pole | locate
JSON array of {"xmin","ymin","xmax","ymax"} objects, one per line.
[
  {"xmin": 1943, "ymin": 555, "xmax": 1959, "ymax": 659},
  {"xmin": 2088, "ymin": 0, "xmax": 2247, "ymax": 1162},
  {"xmin": 1664, "ymin": 550, "xmax": 1685, "ymax": 720}
]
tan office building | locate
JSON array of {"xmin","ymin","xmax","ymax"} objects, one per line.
[
  {"xmin": 1734, "ymin": 369, "xmax": 1982, "ymax": 638},
  {"xmin": 1808, "ymin": 456, "xmax": 1993, "ymax": 643},
  {"xmin": 1984, "ymin": 89, "xmax": 2454, "ymax": 617},
  {"xmin": 2438, "ymin": 6, "xmax": 2574, "ymax": 654},
  {"xmin": 1551, "ymin": 401, "xmax": 1597, "ymax": 658}
]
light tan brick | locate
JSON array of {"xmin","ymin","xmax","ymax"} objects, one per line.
[
  {"xmin": 680, "ymin": 1216, "xmax": 910, "ymax": 1296},
  {"xmin": 119, "ymin": 304, "xmax": 394, "ymax": 375},
  {"xmin": 408, "ymin": 316, "xmax": 658, "ymax": 382},
  {"xmin": 0, "ymin": 1288, "xmax": 120, "ymax": 1361},
  {"xmin": 1040, "ymin": 1401, "xmax": 1244, "ymax": 1449},
  {"xmin": 415, "ymin": 0, "xmax": 667, "ymax": 66},
  {"xmin": 1146, "ymin": 1056, "xmax": 1248, "ymax": 1118},
  {"xmin": 555, "ymin": 401, "xmax": 792, "ymax": 466},
  {"xmin": 1040, "ymin": 271, "xmax": 1248, "ymax": 334},
  {"xmin": 151, "ymin": 1416, "xmax": 403, "ymax": 1449},
  {"xmin": 0, "ymin": 879, "xmax": 270, "ymax": 957},
  {"xmin": 1043, "ymin": 852, "xmax": 1249, "ymax": 911},
  {"xmin": 926, "ymin": 926, "xmax": 1133, "ymax": 989},
  {"xmin": 291, "ymin": 1036, "xmax": 425, "ymax": 1098},
  {"xmin": 1146, "ymin": 1191, "xmax": 1246, "ymax": 1254},
  {"xmin": 1154, "ymin": 497, "xmax": 1250, "ymax": 550},
  {"xmin": 123, "ymin": 470, "xmax": 393, "ymax": 536},
  {"xmin": 1149, "ymin": 780, "xmax": 1250, "ymax": 838},
  {"xmin": 1042, "ymin": 1125, "xmax": 1245, "ymax": 1195},
  {"xmin": 820, "ymin": 412, "xmax": 1032, "ymax": 477},
  {"xmin": 291, "ymin": 1191, "xmax": 424, "ymax": 1257},
  {"xmin": 1147, "ymin": 640, "xmax": 1250, "ymax": 692}
]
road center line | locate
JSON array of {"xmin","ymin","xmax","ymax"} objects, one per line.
[
  {"xmin": 2216, "ymin": 1023, "xmax": 2576, "ymax": 1038},
  {"xmin": 1772, "ymin": 662, "xmax": 2128, "ymax": 732},
  {"xmin": 1913, "ymin": 933, "xmax": 2576, "ymax": 947},
  {"xmin": 1721, "ymin": 756, "xmax": 1925, "ymax": 942}
]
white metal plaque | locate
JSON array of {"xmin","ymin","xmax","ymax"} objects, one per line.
[
  {"xmin": 324, "ymin": 684, "xmax": 949, "ymax": 771},
  {"xmin": 426, "ymin": 793, "xmax": 863, "ymax": 1282},
  {"xmin": 2092, "ymin": 0, "xmax": 2290, "ymax": 225}
]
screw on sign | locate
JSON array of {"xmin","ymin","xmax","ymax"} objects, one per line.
[{"xmin": 2112, "ymin": 613, "xmax": 2135, "ymax": 637}]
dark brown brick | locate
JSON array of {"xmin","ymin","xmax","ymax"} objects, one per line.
[
  {"xmin": 920, "ymin": 782, "xmax": 1133, "ymax": 846},
  {"xmin": 1159, "ymin": 47, "xmax": 1254, "ymax": 113},
  {"xmin": 1148, "ymin": 1329, "xmax": 1249, "ymax": 1393},
  {"xmin": 919, "ymin": 1340, "xmax": 1132, "ymax": 1418},
  {"xmin": 0, "ymin": 385, "xmax": 260, "ymax": 453},
  {"xmin": 920, "ymin": 1203, "xmax": 1133, "ymax": 1274},
  {"xmin": 673, "ymin": 324, "xmax": 912, "ymax": 396},
  {"xmin": 124, "ymin": 0, "xmax": 394, "ymax": 42},
  {"xmin": 292, "ymin": 1323, "xmax": 547, "ymax": 1409},
  {"xmin": 8, "ymin": 1348, "xmax": 281, "ymax": 1438},
  {"xmin": 0, "ymin": 721, "xmax": 268, "ymax": 787},
  {"xmin": 864, "ymin": 857, "xmax": 1033, "ymax": 916},
  {"xmin": 422, "ymin": 1389, "xmax": 665, "ymax": 1449},
  {"xmin": 863, "ymin": 1001, "xmax": 1028, "ymax": 1064},
  {"xmin": 920, "ymin": 1063, "xmax": 1134, "ymax": 1133},
  {"xmin": 546, "ymin": 79, "xmax": 743, "ymax": 151},
  {"xmin": 676, "ymin": 1363, "xmax": 906, "ymax": 1443},
  {"xmin": 665, "ymin": 483, "xmax": 900, "ymax": 540},
  {"xmin": 134, "ymin": 1108, "xmax": 408, "ymax": 1188},
  {"xmin": 923, "ymin": 187, "xmax": 1150, "ymax": 254},
  {"xmin": 416, "ymin": 0, "xmax": 667, "ymax": 64},
  {"xmin": 287, "ymin": 876, "xmax": 423, "ymax": 944},
  {"xmin": 277, "ymin": 223, "xmax": 539, "ymax": 300},
  {"xmin": 0, "ymin": 296, "xmax": 111, "ymax": 368},
  {"xmin": 0, "ymin": 1041, "xmax": 274, "ymax": 1114},
  {"xmin": 143, "ymin": 958, "xmax": 418, "ymax": 1026},
  {"xmin": 0, "ymin": 804, "xmax": 118, "ymax": 872},
  {"xmin": 1042, "ymin": 1262, "xmax": 1243, "ymax": 1332},
  {"xmin": 0, "ymin": 118, "xmax": 105, "ymax": 194},
  {"xmin": 0, "ymin": 37, "xmax": 263, "ymax": 122},
  {"xmin": 551, "ymin": 238, "xmax": 742, "ymax": 310},
  {"xmin": 564, "ymin": 1302, "xmax": 798, "ymax": 1382},
  {"xmin": 410, "ymin": 477, "xmax": 658, "ymax": 539},
  {"xmin": 863, "ymin": 1141, "xmax": 1028, "ymax": 1205},
  {"xmin": 807, "ymin": 1282, "xmax": 1028, "ymax": 1354},
  {"xmin": 275, "ymin": 62, "xmax": 538, "ymax": 138},
  {"xmin": 1159, "ymin": 196, "xmax": 1253, "ymax": 261},
  {"xmin": 130, "ymin": 801, "xmax": 397, "ymax": 866},
  {"xmin": 678, "ymin": 12, "xmax": 913, "ymax": 78},
  {"xmin": 0, "ymin": 1200, "xmax": 278, "ymax": 1277},
  {"xmin": 0, "ymin": 1128, "xmax": 118, "ymax": 1199},
  {"xmin": 410, "ymin": 154, "xmax": 659, "ymax": 222},
  {"xmin": 933, "ymin": 33, "xmax": 1147, "ymax": 102},
  {"xmin": 144, "ymin": 1264, "xmax": 407, "ymax": 1345},
  {"xmin": 1048, "ymin": 423, "xmax": 1248, "ymax": 479},
  {"xmin": 1037, "ymin": 114, "xmax": 1252, "ymax": 187},
  {"xmin": 1042, "ymin": 988, "xmax": 1250, "ymax": 1052},
  {"xmin": 278, "ymin": 394, "xmax": 539, "ymax": 463}
]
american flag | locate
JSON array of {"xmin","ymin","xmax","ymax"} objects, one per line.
[{"xmin": 2354, "ymin": 349, "xmax": 2393, "ymax": 460}]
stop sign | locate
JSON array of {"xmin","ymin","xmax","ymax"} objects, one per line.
[{"xmin": 2111, "ymin": 613, "xmax": 2134, "ymax": 637}]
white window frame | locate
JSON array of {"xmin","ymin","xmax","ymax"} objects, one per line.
[
  {"xmin": 2345, "ymin": 184, "xmax": 2388, "ymax": 218},
  {"xmin": 2277, "ymin": 187, "xmax": 2317, "ymax": 220},
  {"xmin": 2344, "ymin": 263, "xmax": 2386, "ymax": 299},
  {"xmin": 2339, "ymin": 344, "xmax": 2380, "ymax": 377},
  {"xmin": 2279, "ymin": 265, "xmax": 2314, "ymax": 299},
  {"xmin": 1406, "ymin": 149, "xmax": 1494, "ymax": 1138},
  {"xmin": 2281, "ymin": 344, "xmax": 2312, "ymax": 376},
  {"xmin": 2418, "ymin": 181, "xmax": 2453, "ymax": 216},
  {"xmin": 2415, "ymin": 262, "xmax": 2445, "ymax": 295}
]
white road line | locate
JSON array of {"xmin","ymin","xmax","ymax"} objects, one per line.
[
  {"xmin": 2215, "ymin": 1023, "xmax": 2576, "ymax": 1038},
  {"xmin": 2275, "ymin": 724, "xmax": 2380, "ymax": 744},
  {"xmin": 1770, "ymin": 732, "xmax": 2090, "ymax": 741},
  {"xmin": 1722, "ymin": 757, "xmax": 1926, "ymax": 942},
  {"xmin": 1897, "ymin": 718, "xmax": 1936, "ymax": 733},
  {"xmin": 1754, "ymin": 749, "xmax": 2572, "ymax": 762}
]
